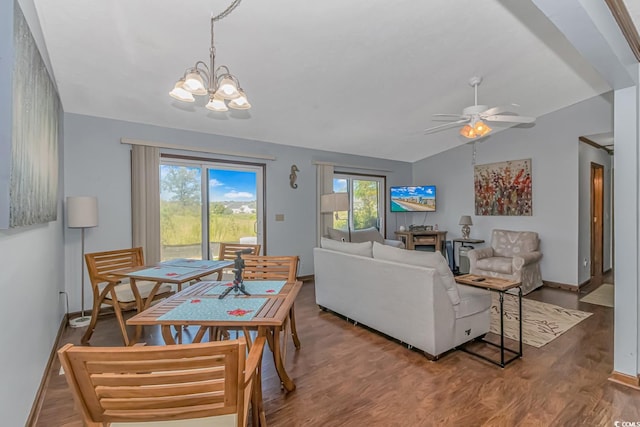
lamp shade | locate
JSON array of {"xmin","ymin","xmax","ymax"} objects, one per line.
[
  {"xmin": 67, "ymin": 196, "xmax": 98, "ymax": 228},
  {"xmin": 321, "ymin": 193, "xmax": 349, "ymax": 213},
  {"xmin": 458, "ymin": 215, "xmax": 473, "ymax": 226}
]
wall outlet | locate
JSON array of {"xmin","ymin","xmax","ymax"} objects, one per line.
[{"xmin": 583, "ymin": 258, "xmax": 588, "ymax": 267}]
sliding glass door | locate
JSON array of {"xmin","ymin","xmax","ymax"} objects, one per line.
[
  {"xmin": 332, "ymin": 173, "xmax": 385, "ymax": 234},
  {"xmin": 160, "ymin": 159, "xmax": 264, "ymax": 261}
]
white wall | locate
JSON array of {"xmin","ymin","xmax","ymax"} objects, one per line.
[
  {"xmin": 0, "ymin": 2, "xmax": 66, "ymax": 425},
  {"xmin": 411, "ymin": 93, "xmax": 613, "ymax": 286},
  {"xmin": 613, "ymin": 79, "xmax": 639, "ymax": 378},
  {"xmin": 578, "ymin": 143, "xmax": 613, "ymax": 284},
  {"xmin": 63, "ymin": 113, "xmax": 412, "ymax": 312}
]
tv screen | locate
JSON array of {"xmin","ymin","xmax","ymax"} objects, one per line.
[{"xmin": 390, "ymin": 185, "xmax": 436, "ymax": 212}]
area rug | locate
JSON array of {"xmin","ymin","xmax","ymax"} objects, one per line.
[
  {"xmin": 489, "ymin": 294, "xmax": 593, "ymax": 348},
  {"xmin": 579, "ymin": 283, "xmax": 614, "ymax": 308}
]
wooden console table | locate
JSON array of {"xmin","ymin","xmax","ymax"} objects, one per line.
[{"xmin": 394, "ymin": 230, "xmax": 447, "ymax": 254}]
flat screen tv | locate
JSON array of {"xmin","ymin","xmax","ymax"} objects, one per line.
[{"xmin": 390, "ymin": 185, "xmax": 436, "ymax": 212}]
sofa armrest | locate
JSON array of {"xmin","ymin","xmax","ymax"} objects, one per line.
[
  {"xmin": 467, "ymin": 247, "xmax": 493, "ymax": 263},
  {"xmin": 512, "ymin": 251, "xmax": 542, "ymax": 270},
  {"xmin": 384, "ymin": 239, "xmax": 405, "ymax": 249}
]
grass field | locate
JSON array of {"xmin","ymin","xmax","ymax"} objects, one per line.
[{"xmin": 160, "ymin": 203, "xmax": 256, "ymax": 246}]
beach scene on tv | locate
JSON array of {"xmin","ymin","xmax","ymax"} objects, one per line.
[{"xmin": 390, "ymin": 186, "xmax": 436, "ymax": 212}]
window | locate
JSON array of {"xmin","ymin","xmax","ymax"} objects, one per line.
[
  {"xmin": 332, "ymin": 173, "xmax": 385, "ymax": 234},
  {"xmin": 160, "ymin": 157, "xmax": 264, "ymax": 261}
]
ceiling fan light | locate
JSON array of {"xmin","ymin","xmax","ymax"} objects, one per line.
[
  {"xmin": 184, "ymin": 71, "xmax": 207, "ymax": 95},
  {"xmin": 205, "ymin": 95, "xmax": 228, "ymax": 112},
  {"xmin": 474, "ymin": 120, "xmax": 492, "ymax": 136},
  {"xmin": 216, "ymin": 77, "xmax": 240, "ymax": 100},
  {"xmin": 228, "ymin": 90, "xmax": 251, "ymax": 110},
  {"xmin": 460, "ymin": 124, "xmax": 477, "ymax": 139},
  {"xmin": 169, "ymin": 80, "xmax": 195, "ymax": 102}
]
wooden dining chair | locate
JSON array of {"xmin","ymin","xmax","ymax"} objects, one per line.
[
  {"xmin": 216, "ymin": 242, "xmax": 262, "ymax": 280},
  {"xmin": 58, "ymin": 337, "xmax": 266, "ymax": 427},
  {"xmin": 241, "ymin": 255, "xmax": 301, "ymax": 360},
  {"xmin": 83, "ymin": 247, "xmax": 174, "ymax": 346}
]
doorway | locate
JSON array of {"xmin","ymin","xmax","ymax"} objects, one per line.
[
  {"xmin": 590, "ymin": 162, "xmax": 604, "ymax": 287},
  {"xmin": 159, "ymin": 158, "xmax": 265, "ymax": 261}
]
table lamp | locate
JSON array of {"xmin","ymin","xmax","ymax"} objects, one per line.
[
  {"xmin": 459, "ymin": 215, "xmax": 472, "ymax": 239},
  {"xmin": 321, "ymin": 192, "xmax": 350, "ymax": 241},
  {"xmin": 67, "ymin": 196, "xmax": 99, "ymax": 328}
]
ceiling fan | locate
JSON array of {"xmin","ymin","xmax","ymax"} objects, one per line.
[{"xmin": 424, "ymin": 76, "xmax": 536, "ymax": 139}]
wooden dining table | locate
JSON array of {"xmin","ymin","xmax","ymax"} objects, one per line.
[
  {"xmin": 113, "ymin": 258, "xmax": 234, "ymax": 296},
  {"xmin": 127, "ymin": 279, "xmax": 302, "ymax": 427},
  {"xmin": 126, "ymin": 279, "xmax": 302, "ymax": 392}
]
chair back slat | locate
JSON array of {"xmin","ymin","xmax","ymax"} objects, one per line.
[
  {"xmin": 58, "ymin": 340, "xmax": 246, "ymax": 424},
  {"xmin": 92, "ymin": 367, "xmax": 225, "ymax": 387},
  {"xmin": 85, "ymin": 247, "xmax": 145, "ymax": 287},
  {"xmin": 242, "ymin": 255, "xmax": 299, "ymax": 282},
  {"xmin": 218, "ymin": 243, "xmax": 261, "ymax": 261}
]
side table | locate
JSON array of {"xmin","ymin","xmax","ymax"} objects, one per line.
[
  {"xmin": 455, "ymin": 274, "xmax": 522, "ymax": 367},
  {"xmin": 452, "ymin": 238, "xmax": 484, "ymax": 274}
]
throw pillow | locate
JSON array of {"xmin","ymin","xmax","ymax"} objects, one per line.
[
  {"xmin": 350, "ymin": 227, "xmax": 385, "ymax": 244},
  {"xmin": 320, "ymin": 237, "xmax": 373, "ymax": 257},
  {"xmin": 372, "ymin": 242, "xmax": 460, "ymax": 305},
  {"xmin": 327, "ymin": 227, "xmax": 350, "ymax": 242}
]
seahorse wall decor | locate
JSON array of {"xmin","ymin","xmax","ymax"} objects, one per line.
[{"xmin": 289, "ymin": 165, "xmax": 299, "ymax": 189}]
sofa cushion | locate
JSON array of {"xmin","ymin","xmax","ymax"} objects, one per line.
[
  {"xmin": 372, "ymin": 242, "xmax": 460, "ymax": 305},
  {"xmin": 476, "ymin": 257, "xmax": 513, "ymax": 274},
  {"xmin": 454, "ymin": 284, "xmax": 492, "ymax": 319},
  {"xmin": 320, "ymin": 237, "xmax": 373, "ymax": 257}
]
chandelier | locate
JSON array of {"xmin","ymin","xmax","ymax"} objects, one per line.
[{"xmin": 169, "ymin": 0, "xmax": 250, "ymax": 112}]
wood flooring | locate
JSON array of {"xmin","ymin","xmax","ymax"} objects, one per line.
[{"xmin": 34, "ymin": 280, "xmax": 640, "ymax": 427}]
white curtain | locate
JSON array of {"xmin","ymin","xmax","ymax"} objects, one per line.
[
  {"xmin": 131, "ymin": 145, "xmax": 161, "ymax": 264},
  {"xmin": 316, "ymin": 164, "xmax": 334, "ymax": 244}
]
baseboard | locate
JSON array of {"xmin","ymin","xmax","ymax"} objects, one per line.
[
  {"xmin": 578, "ymin": 278, "xmax": 591, "ymax": 289},
  {"xmin": 297, "ymin": 274, "xmax": 314, "ymax": 283},
  {"xmin": 543, "ymin": 280, "xmax": 579, "ymax": 292},
  {"xmin": 26, "ymin": 313, "xmax": 68, "ymax": 427},
  {"xmin": 609, "ymin": 371, "xmax": 640, "ymax": 390}
]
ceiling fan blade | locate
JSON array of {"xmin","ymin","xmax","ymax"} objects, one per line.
[
  {"xmin": 433, "ymin": 113, "xmax": 467, "ymax": 118},
  {"xmin": 481, "ymin": 104, "xmax": 520, "ymax": 116},
  {"xmin": 432, "ymin": 113, "xmax": 469, "ymax": 122},
  {"xmin": 484, "ymin": 114, "xmax": 535, "ymax": 124},
  {"xmin": 424, "ymin": 119, "xmax": 469, "ymax": 134}
]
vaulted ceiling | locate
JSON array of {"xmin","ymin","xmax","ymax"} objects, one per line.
[{"xmin": 25, "ymin": 0, "xmax": 638, "ymax": 162}]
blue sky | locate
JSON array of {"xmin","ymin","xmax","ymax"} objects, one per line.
[
  {"xmin": 209, "ymin": 169, "xmax": 256, "ymax": 202},
  {"xmin": 390, "ymin": 185, "xmax": 436, "ymax": 199},
  {"xmin": 160, "ymin": 166, "xmax": 256, "ymax": 202}
]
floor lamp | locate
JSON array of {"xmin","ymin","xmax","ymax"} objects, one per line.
[
  {"xmin": 321, "ymin": 192, "xmax": 350, "ymax": 241},
  {"xmin": 67, "ymin": 196, "xmax": 99, "ymax": 328}
]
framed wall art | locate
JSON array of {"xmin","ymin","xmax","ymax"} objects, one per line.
[
  {"xmin": 1, "ymin": 1, "xmax": 61, "ymax": 229},
  {"xmin": 474, "ymin": 158, "xmax": 532, "ymax": 216}
]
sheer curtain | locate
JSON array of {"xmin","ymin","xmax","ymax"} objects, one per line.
[
  {"xmin": 131, "ymin": 145, "xmax": 161, "ymax": 264},
  {"xmin": 316, "ymin": 164, "xmax": 334, "ymax": 244}
]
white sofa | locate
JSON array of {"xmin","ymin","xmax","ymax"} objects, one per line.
[
  {"xmin": 326, "ymin": 227, "xmax": 405, "ymax": 248},
  {"xmin": 314, "ymin": 238, "xmax": 491, "ymax": 359}
]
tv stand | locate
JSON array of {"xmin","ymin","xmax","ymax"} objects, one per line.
[{"xmin": 395, "ymin": 230, "xmax": 447, "ymax": 254}]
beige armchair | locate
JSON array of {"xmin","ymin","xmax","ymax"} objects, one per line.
[{"xmin": 468, "ymin": 229, "xmax": 543, "ymax": 295}]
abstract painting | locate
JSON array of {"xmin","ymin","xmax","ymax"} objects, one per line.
[
  {"xmin": 5, "ymin": 1, "xmax": 61, "ymax": 228},
  {"xmin": 474, "ymin": 159, "xmax": 532, "ymax": 216}
]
